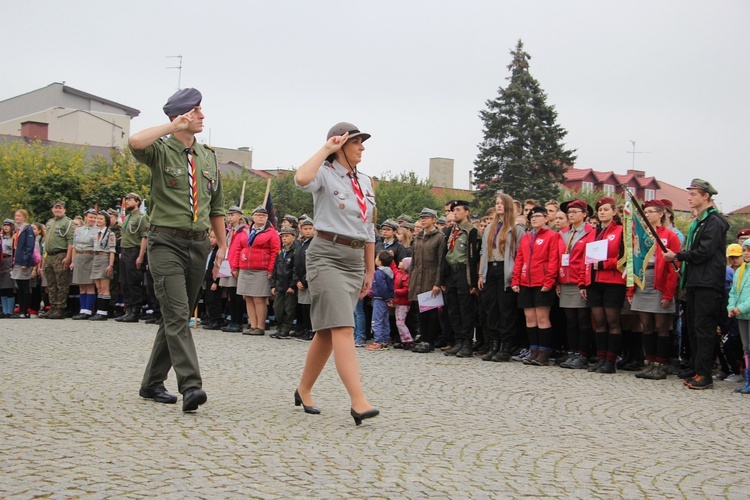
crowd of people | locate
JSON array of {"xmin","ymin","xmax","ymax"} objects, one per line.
[{"xmin": 2, "ymin": 176, "xmax": 746, "ymax": 394}]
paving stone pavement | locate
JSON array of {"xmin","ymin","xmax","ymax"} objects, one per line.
[{"xmin": 1, "ymin": 318, "xmax": 749, "ymax": 499}]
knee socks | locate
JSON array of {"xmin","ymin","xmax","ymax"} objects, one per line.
[
  {"xmin": 96, "ymin": 295, "xmax": 111, "ymax": 316},
  {"xmin": 656, "ymin": 335, "xmax": 672, "ymax": 365},
  {"xmin": 80, "ymin": 293, "xmax": 95, "ymax": 315},
  {"xmin": 1, "ymin": 296, "xmax": 14, "ymax": 315},
  {"xmin": 538, "ymin": 327, "xmax": 553, "ymax": 351},
  {"xmin": 607, "ymin": 333, "xmax": 622, "ymax": 363},
  {"xmin": 595, "ymin": 331, "xmax": 608, "ymax": 359},
  {"xmin": 643, "ymin": 333, "xmax": 657, "ymax": 362},
  {"xmin": 527, "ymin": 326, "xmax": 539, "ymax": 350}
]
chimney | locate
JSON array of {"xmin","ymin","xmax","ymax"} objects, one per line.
[
  {"xmin": 627, "ymin": 169, "xmax": 645, "ymax": 178},
  {"xmin": 20, "ymin": 121, "xmax": 49, "ymax": 141}
]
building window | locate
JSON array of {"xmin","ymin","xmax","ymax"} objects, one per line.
[
  {"xmin": 582, "ymin": 181, "xmax": 594, "ymax": 191},
  {"xmin": 645, "ymin": 189, "xmax": 655, "ymax": 201},
  {"xmin": 604, "ymin": 184, "xmax": 615, "ymax": 195}
]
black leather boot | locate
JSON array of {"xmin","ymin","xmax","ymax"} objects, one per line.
[
  {"xmin": 481, "ymin": 340, "xmax": 500, "ymax": 361},
  {"xmin": 492, "ymin": 342, "xmax": 512, "ymax": 362},
  {"xmin": 444, "ymin": 340, "xmax": 462, "ymax": 356},
  {"xmin": 456, "ymin": 339, "xmax": 474, "ymax": 358}
]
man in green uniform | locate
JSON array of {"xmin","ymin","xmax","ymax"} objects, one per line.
[
  {"xmin": 41, "ymin": 200, "xmax": 74, "ymax": 319},
  {"xmin": 129, "ymin": 88, "xmax": 227, "ymax": 412},
  {"xmin": 115, "ymin": 193, "xmax": 149, "ymax": 323}
]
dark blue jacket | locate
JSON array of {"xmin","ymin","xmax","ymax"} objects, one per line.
[
  {"xmin": 371, "ymin": 266, "xmax": 394, "ymax": 300},
  {"xmin": 14, "ymin": 225, "xmax": 36, "ymax": 267}
]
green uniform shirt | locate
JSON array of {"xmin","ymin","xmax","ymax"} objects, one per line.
[
  {"xmin": 130, "ymin": 135, "xmax": 225, "ymax": 232},
  {"xmin": 445, "ymin": 221, "xmax": 473, "ymax": 266},
  {"xmin": 121, "ymin": 211, "xmax": 149, "ymax": 249},
  {"xmin": 45, "ymin": 216, "xmax": 75, "ymax": 254}
]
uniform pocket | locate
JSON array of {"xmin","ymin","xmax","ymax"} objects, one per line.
[
  {"xmin": 306, "ymin": 267, "xmax": 318, "ymax": 282},
  {"xmin": 164, "ymin": 166, "xmax": 186, "ymax": 189}
]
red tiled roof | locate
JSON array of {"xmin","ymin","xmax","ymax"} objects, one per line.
[
  {"xmin": 637, "ymin": 176, "xmax": 660, "ymax": 189},
  {"xmin": 594, "ymin": 171, "xmax": 617, "ymax": 184},
  {"xmin": 729, "ymin": 204, "xmax": 750, "ymax": 216},
  {"xmin": 563, "ymin": 168, "xmax": 593, "ymax": 181},
  {"xmin": 655, "ymin": 180, "xmax": 691, "ymax": 213}
]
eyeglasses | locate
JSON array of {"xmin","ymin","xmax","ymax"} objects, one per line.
[{"xmin": 530, "ymin": 214, "xmax": 546, "ymax": 219}]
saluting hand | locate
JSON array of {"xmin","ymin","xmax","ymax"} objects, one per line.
[
  {"xmin": 324, "ymin": 132, "xmax": 349, "ymax": 154},
  {"xmin": 172, "ymin": 109, "xmax": 196, "ymax": 132}
]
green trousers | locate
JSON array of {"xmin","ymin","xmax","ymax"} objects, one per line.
[
  {"xmin": 141, "ymin": 231, "xmax": 209, "ymax": 393},
  {"xmin": 45, "ymin": 252, "xmax": 71, "ymax": 309}
]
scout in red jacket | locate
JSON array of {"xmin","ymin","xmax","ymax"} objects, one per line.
[
  {"xmin": 556, "ymin": 199, "xmax": 596, "ymax": 370},
  {"xmin": 228, "ymin": 206, "xmax": 280, "ymax": 335},
  {"xmin": 578, "ymin": 197, "xmax": 626, "ymax": 374},
  {"xmin": 627, "ymin": 199, "xmax": 681, "ymax": 380},
  {"xmin": 511, "ymin": 206, "xmax": 560, "ymax": 366}
]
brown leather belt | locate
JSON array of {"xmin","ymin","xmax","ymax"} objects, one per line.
[
  {"xmin": 150, "ymin": 225, "xmax": 208, "ymax": 241},
  {"xmin": 80, "ymin": 251, "xmax": 95, "ymax": 255},
  {"xmin": 93, "ymin": 251, "xmax": 109, "ymax": 255},
  {"xmin": 315, "ymin": 230, "xmax": 365, "ymax": 249}
]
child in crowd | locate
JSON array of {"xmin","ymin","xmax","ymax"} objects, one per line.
[
  {"xmin": 367, "ymin": 251, "xmax": 394, "ymax": 350},
  {"xmin": 392, "ymin": 256, "xmax": 414, "ymax": 349},
  {"xmin": 728, "ymin": 239, "xmax": 750, "ymax": 394},
  {"xmin": 202, "ymin": 230, "xmax": 222, "ymax": 330},
  {"xmin": 270, "ymin": 227, "xmax": 298, "ymax": 339}
]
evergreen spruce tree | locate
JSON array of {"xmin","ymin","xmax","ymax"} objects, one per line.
[{"xmin": 473, "ymin": 40, "xmax": 576, "ymax": 206}]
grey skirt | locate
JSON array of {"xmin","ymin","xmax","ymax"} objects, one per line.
[
  {"xmin": 11, "ymin": 264, "xmax": 33, "ymax": 280},
  {"xmin": 237, "ymin": 269, "xmax": 271, "ymax": 297},
  {"xmin": 72, "ymin": 253, "xmax": 94, "ymax": 285},
  {"xmin": 559, "ymin": 283, "xmax": 588, "ymax": 309},
  {"xmin": 297, "ymin": 287, "xmax": 311, "ymax": 305},
  {"xmin": 0, "ymin": 257, "xmax": 13, "ymax": 288},
  {"xmin": 218, "ymin": 274, "xmax": 237, "ymax": 287},
  {"xmin": 631, "ymin": 268, "xmax": 675, "ymax": 314},
  {"xmin": 306, "ymin": 237, "xmax": 365, "ymax": 331},
  {"xmin": 90, "ymin": 254, "xmax": 111, "ymax": 280}
]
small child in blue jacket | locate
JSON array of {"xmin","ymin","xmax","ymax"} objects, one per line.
[
  {"xmin": 367, "ymin": 250, "xmax": 394, "ymax": 350},
  {"xmin": 728, "ymin": 239, "xmax": 750, "ymax": 394}
]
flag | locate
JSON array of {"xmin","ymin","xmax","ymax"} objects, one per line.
[
  {"xmin": 628, "ymin": 204, "xmax": 656, "ymax": 290},
  {"xmin": 265, "ymin": 192, "xmax": 277, "ymax": 227}
]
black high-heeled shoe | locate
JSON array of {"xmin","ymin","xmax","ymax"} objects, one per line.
[
  {"xmin": 350, "ymin": 407, "xmax": 379, "ymax": 426},
  {"xmin": 294, "ymin": 389, "xmax": 320, "ymax": 414}
]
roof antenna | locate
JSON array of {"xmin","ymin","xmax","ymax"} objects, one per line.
[{"xmin": 166, "ymin": 55, "xmax": 183, "ymax": 90}]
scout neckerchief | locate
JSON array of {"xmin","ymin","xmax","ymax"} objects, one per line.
[
  {"xmin": 347, "ymin": 170, "xmax": 367, "ymax": 223},
  {"xmin": 490, "ymin": 220, "xmax": 503, "ymax": 252},
  {"xmin": 186, "ymin": 148, "xmax": 198, "ymax": 222},
  {"xmin": 680, "ymin": 206, "xmax": 717, "ymax": 288},
  {"xmin": 448, "ymin": 226, "xmax": 461, "ymax": 251}
]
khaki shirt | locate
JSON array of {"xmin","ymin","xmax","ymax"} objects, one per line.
[
  {"xmin": 445, "ymin": 221, "xmax": 473, "ymax": 266},
  {"xmin": 45, "ymin": 216, "xmax": 74, "ymax": 254},
  {"xmin": 121, "ymin": 211, "xmax": 149, "ymax": 249},
  {"xmin": 130, "ymin": 135, "xmax": 225, "ymax": 232},
  {"xmin": 73, "ymin": 225, "xmax": 97, "ymax": 252}
]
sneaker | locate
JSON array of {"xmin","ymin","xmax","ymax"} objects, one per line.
[
  {"xmin": 365, "ymin": 342, "xmax": 389, "ymax": 351},
  {"xmin": 687, "ymin": 375, "xmax": 714, "ymax": 390},
  {"xmin": 511, "ymin": 348, "xmax": 530, "ymax": 362},
  {"xmin": 634, "ymin": 361, "xmax": 655, "ymax": 379},
  {"xmin": 355, "ymin": 342, "xmax": 366, "ymax": 348},
  {"xmin": 726, "ymin": 373, "xmax": 745, "ymax": 383},
  {"xmin": 295, "ymin": 331, "xmax": 315, "ymax": 342},
  {"xmin": 714, "ymin": 370, "xmax": 728, "ymax": 381},
  {"xmin": 566, "ymin": 354, "xmax": 590, "ymax": 370}
]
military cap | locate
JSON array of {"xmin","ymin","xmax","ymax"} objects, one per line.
[
  {"xmin": 595, "ymin": 197, "xmax": 617, "ymax": 211},
  {"xmin": 526, "ymin": 206, "xmax": 547, "ymax": 222},
  {"xmin": 686, "ymin": 178, "xmax": 718, "ymax": 196},
  {"xmin": 470, "ymin": 214, "xmax": 480, "ymax": 221},
  {"xmin": 227, "ymin": 205, "xmax": 243, "ymax": 215},
  {"xmin": 397, "ymin": 213, "xmax": 413, "ymax": 223},
  {"xmin": 437, "ymin": 216, "xmax": 447, "ymax": 224},
  {"xmin": 402, "ymin": 222, "xmax": 415, "ymax": 230},
  {"xmin": 252, "ymin": 205, "xmax": 268, "ymax": 215},
  {"xmin": 282, "ymin": 214, "xmax": 298, "ymax": 223},
  {"xmin": 449, "ymin": 200, "xmax": 471, "ymax": 211},
  {"xmin": 381, "ymin": 219, "xmax": 399, "ymax": 230},
  {"xmin": 737, "ymin": 228, "xmax": 750, "ymax": 239},
  {"xmin": 560, "ymin": 200, "xmax": 594, "ymax": 218},
  {"xmin": 124, "ymin": 192, "xmax": 141, "ymax": 202},
  {"xmin": 52, "ymin": 200, "xmax": 66, "ymax": 208},
  {"xmin": 84, "ymin": 208, "xmax": 98, "ymax": 215},
  {"xmin": 2, "ymin": 218, "xmax": 14, "ymax": 226},
  {"xmin": 299, "ymin": 218, "xmax": 314, "ymax": 227},
  {"xmin": 643, "ymin": 199, "xmax": 665, "ymax": 210},
  {"xmin": 419, "ymin": 208, "xmax": 438, "ymax": 218},
  {"xmin": 299, "ymin": 213, "xmax": 310, "ymax": 220},
  {"xmin": 279, "ymin": 226, "xmax": 298, "ymax": 237},
  {"xmin": 107, "ymin": 208, "xmax": 118, "ymax": 216},
  {"xmin": 327, "ymin": 122, "xmax": 371, "ymax": 142},
  {"xmin": 163, "ymin": 88, "xmax": 202, "ymax": 117}
]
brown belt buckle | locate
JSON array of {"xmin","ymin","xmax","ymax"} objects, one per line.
[{"xmin": 350, "ymin": 240, "xmax": 362, "ymax": 249}]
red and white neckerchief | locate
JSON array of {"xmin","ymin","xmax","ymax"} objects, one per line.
[
  {"xmin": 186, "ymin": 148, "xmax": 198, "ymax": 222},
  {"xmin": 347, "ymin": 170, "xmax": 367, "ymax": 223},
  {"xmin": 448, "ymin": 227, "xmax": 460, "ymax": 250}
]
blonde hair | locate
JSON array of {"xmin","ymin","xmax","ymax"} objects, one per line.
[
  {"xmin": 487, "ymin": 193, "xmax": 518, "ymax": 255},
  {"xmin": 397, "ymin": 227, "xmax": 412, "ymax": 248}
]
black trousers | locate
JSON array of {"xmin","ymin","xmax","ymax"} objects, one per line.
[
  {"xmin": 416, "ymin": 302, "xmax": 441, "ymax": 345},
  {"xmin": 445, "ymin": 265, "xmax": 475, "ymax": 341},
  {"xmin": 120, "ymin": 247, "xmax": 145, "ymax": 310},
  {"xmin": 203, "ymin": 282, "xmax": 222, "ymax": 322},
  {"xmin": 686, "ymin": 287, "xmax": 723, "ymax": 378},
  {"xmin": 481, "ymin": 263, "xmax": 519, "ymax": 344}
]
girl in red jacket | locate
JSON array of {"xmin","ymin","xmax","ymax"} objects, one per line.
[
  {"xmin": 512, "ymin": 206, "xmax": 560, "ymax": 366},
  {"xmin": 228, "ymin": 206, "xmax": 280, "ymax": 335},
  {"xmin": 629, "ymin": 199, "xmax": 681, "ymax": 380},
  {"xmin": 579, "ymin": 197, "xmax": 626, "ymax": 374},
  {"xmin": 392, "ymin": 256, "xmax": 414, "ymax": 349}
]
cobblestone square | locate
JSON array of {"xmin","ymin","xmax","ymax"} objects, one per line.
[{"xmin": 1, "ymin": 320, "xmax": 748, "ymax": 498}]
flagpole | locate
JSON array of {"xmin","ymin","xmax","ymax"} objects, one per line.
[
  {"xmin": 621, "ymin": 185, "xmax": 679, "ymax": 272},
  {"xmin": 238, "ymin": 180, "xmax": 246, "ymax": 209},
  {"xmin": 262, "ymin": 177, "xmax": 272, "ymax": 207}
]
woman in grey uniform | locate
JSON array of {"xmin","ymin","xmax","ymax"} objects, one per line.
[
  {"xmin": 293, "ymin": 122, "xmax": 379, "ymax": 426},
  {"xmin": 89, "ymin": 211, "xmax": 117, "ymax": 321},
  {"xmin": 70, "ymin": 209, "xmax": 98, "ymax": 320}
]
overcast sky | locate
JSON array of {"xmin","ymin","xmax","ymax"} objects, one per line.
[{"xmin": 3, "ymin": 0, "xmax": 748, "ymax": 211}]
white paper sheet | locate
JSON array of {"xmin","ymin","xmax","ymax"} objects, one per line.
[
  {"xmin": 216, "ymin": 259, "xmax": 232, "ymax": 278},
  {"xmin": 585, "ymin": 239, "xmax": 609, "ymax": 264},
  {"xmin": 417, "ymin": 290, "xmax": 444, "ymax": 313}
]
